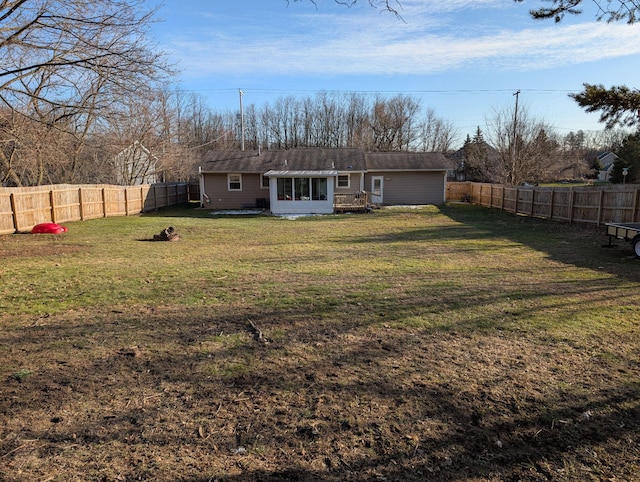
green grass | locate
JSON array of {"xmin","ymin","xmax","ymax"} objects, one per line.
[
  {"xmin": 2, "ymin": 203, "xmax": 638, "ymax": 330},
  {"xmin": 2, "ymin": 203, "xmax": 640, "ymax": 480}
]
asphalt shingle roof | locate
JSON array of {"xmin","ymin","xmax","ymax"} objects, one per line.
[
  {"xmin": 201, "ymin": 148, "xmax": 453, "ymax": 173},
  {"xmin": 365, "ymin": 151, "xmax": 453, "ymax": 171},
  {"xmin": 202, "ymin": 148, "xmax": 366, "ymax": 173}
]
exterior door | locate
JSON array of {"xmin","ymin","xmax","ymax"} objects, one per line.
[{"xmin": 371, "ymin": 176, "xmax": 383, "ymax": 204}]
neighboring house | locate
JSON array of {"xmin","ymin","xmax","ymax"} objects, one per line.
[
  {"xmin": 114, "ymin": 141, "xmax": 159, "ymax": 185},
  {"xmin": 199, "ymin": 148, "xmax": 452, "ymax": 214},
  {"xmin": 597, "ymin": 152, "xmax": 619, "ymax": 182}
]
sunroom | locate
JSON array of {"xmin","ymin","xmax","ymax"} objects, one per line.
[{"xmin": 264, "ymin": 170, "xmax": 338, "ymax": 215}]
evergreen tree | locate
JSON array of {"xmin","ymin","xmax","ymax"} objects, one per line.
[
  {"xmin": 463, "ymin": 126, "xmax": 492, "ymax": 182},
  {"xmin": 611, "ymin": 131, "xmax": 640, "ymax": 183},
  {"xmin": 514, "ymin": 0, "xmax": 640, "ymax": 23},
  {"xmin": 512, "ymin": 1, "xmax": 640, "ymax": 128},
  {"xmin": 571, "ymin": 84, "xmax": 640, "ymax": 129}
]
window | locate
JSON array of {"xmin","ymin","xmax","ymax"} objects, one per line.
[
  {"xmin": 277, "ymin": 178, "xmax": 293, "ymax": 200},
  {"xmin": 337, "ymin": 174, "xmax": 350, "ymax": 188},
  {"xmin": 312, "ymin": 178, "xmax": 328, "ymax": 200},
  {"xmin": 277, "ymin": 177, "xmax": 329, "ymax": 201},
  {"xmin": 260, "ymin": 175, "xmax": 269, "ymax": 189},
  {"xmin": 295, "ymin": 178, "xmax": 310, "ymax": 200},
  {"xmin": 228, "ymin": 174, "xmax": 242, "ymax": 191}
]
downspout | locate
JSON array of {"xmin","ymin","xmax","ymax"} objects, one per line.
[{"xmin": 198, "ymin": 166, "xmax": 208, "ymax": 207}]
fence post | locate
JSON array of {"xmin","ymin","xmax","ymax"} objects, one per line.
[
  {"xmin": 633, "ymin": 189, "xmax": 639, "ymax": 223},
  {"xmin": 78, "ymin": 188, "xmax": 85, "ymax": 220},
  {"xmin": 124, "ymin": 188, "xmax": 129, "ymax": 216},
  {"xmin": 530, "ymin": 188, "xmax": 535, "ymax": 217},
  {"xmin": 568, "ymin": 189, "xmax": 575, "ymax": 224},
  {"xmin": 597, "ymin": 190, "xmax": 604, "ymax": 225},
  {"xmin": 49, "ymin": 190, "xmax": 57, "ymax": 223},
  {"xmin": 10, "ymin": 192, "xmax": 18, "ymax": 233},
  {"xmin": 102, "ymin": 188, "xmax": 107, "ymax": 217},
  {"xmin": 514, "ymin": 187, "xmax": 519, "ymax": 214}
]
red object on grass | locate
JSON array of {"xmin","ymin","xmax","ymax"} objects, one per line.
[{"xmin": 31, "ymin": 223, "xmax": 68, "ymax": 234}]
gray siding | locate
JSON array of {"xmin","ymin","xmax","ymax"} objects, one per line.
[
  {"xmin": 203, "ymin": 173, "xmax": 268, "ymax": 210},
  {"xmin": 335, "ymin": 172, "xmax": 365, "ymax": 194},
  {"xmin": 365, "ymin": 172, "xmax": 446, "ymax": 205}
]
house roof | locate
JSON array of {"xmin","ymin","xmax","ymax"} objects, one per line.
[
  {"xmin": 365, "ymin": 151, "xmax": 453, "ymax": 171},
  {"xmin": 264, "ymin": 170, "xmax": 339, "ymax": 177},
  {"xmin": 201, "ymin": 148, "xmax": 454, "ymax": 173},
  {"xmin": 201, "ymin": 148, "xmax": 366, "ymax": 173}
]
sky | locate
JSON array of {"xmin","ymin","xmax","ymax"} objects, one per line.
[{"xmin": 148, "ymin": 0, "xmax": 640, "ymax": 146}]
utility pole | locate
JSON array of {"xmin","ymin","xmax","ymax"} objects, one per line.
[
  {"xmin": 511, "ymin": 90, "xmax": 520, "ymax": 184},
  {"xmin": 239, "ymin": 89, "xmax": 245, "ymax": 151}
]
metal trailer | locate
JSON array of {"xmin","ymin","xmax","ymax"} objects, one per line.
[{"xmin": 605, "ymin": 223, "xmax": 640, "ymax": 258}]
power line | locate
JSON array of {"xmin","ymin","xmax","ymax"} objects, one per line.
[{"xmin": 172, "ymin": 87, "xmax": 578, "ymax": 96}]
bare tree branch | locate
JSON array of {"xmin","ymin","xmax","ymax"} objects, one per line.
[{"xmin": 287, "ymin": 0, "xmax": 403, "ymax": 18}]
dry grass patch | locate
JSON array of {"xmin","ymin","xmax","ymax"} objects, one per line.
[{"xmin": 1, "ymin": 204, "xmax": 639, "ymax": 481}]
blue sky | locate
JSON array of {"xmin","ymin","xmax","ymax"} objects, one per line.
[{"xmin": 149, "ymin": 0, "xmax": 640, "ymax": 145}]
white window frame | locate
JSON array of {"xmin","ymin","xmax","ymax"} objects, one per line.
[
  {"xmin": 337, "ymin": 174, "xmax": 350, "ymax": 189},
  {"xmin": 227, "ymin": 174, "xmax": 242, "ymax": 191}
]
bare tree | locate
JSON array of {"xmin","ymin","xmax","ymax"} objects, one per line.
[
  {"xmin": 0, "ymin": 0, "xmax": 171, "ymax": 185},
  {"xmin": 485, "ymin": 103, "xmax": 559, "ymax": 185},
  {"xmin": 0, "ymin": 0, "xmax": 168, "ymax": 116},
  {"xmin": 417, "ymin": 108, "xmax": 457, "ymax": 153},
  {"xmin": 343, "ymin": 93, "xmax": 369, "ymax": 148},
  {"xmin": 368, "ymin": 94, "xmax": 420, "ymax": 151}
]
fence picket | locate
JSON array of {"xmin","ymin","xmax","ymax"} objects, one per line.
[
  {"xmin": 447, "ymin": 182, "xmax": 639, "ymax": 227},
  {"xmin": 0, "ymin": 182, "xmax": 195, "ymax": 234}
]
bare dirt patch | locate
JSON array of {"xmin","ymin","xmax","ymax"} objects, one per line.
[
  {"xmin": 2, "ymin": 303, "xmax": 639, "ymax": 481},
  {"xmin": 0, "ymin": 234, "xmax": 87, "ymax": 258}
]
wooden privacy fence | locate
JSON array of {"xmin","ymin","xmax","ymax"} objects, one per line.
[
  {"xmin": 446, "ymin": 182, "xmax": 640, "ymax": 225},
  {"xmin": 0, "ymin": 182, "xmax": 196, "ymax": 234}
]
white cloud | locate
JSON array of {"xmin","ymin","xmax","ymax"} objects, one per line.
[{"xmin": 161, "ymin": 4, "xmax": 640, "ymax": 79}]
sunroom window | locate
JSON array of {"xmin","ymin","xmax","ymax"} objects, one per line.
[
  {"xmin": 311, "ymin": 178, "xmax": 327, "ymax": 200},
  {"xmin": 276, "ymin": 177, "xmax": 328, "ymax": 201}
]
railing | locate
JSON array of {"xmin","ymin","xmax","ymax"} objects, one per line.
[{"xmin": 334, "ymin": 192, "xmax": 369, "ymax": 213}]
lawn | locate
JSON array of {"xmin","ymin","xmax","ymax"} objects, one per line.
[{"xmin": 1, "ymin": 203, "xmax": 639, "ymax": 481}]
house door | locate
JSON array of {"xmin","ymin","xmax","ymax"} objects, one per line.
[{"xmin": 371, "ymin": 176, "xmax": 383, "ymax": 204}]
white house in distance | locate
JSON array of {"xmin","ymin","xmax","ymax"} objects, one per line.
[
  {"xmin": 198, "ymin": 148, "xmax": 453, "ymax": 215},
  {"xmin": 597, "ymin": 152, "xmax": 619, "ymax": 182},
  {"xmin": 113, "ymin": 141, "xmax": 159, "ymax": 185}
]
